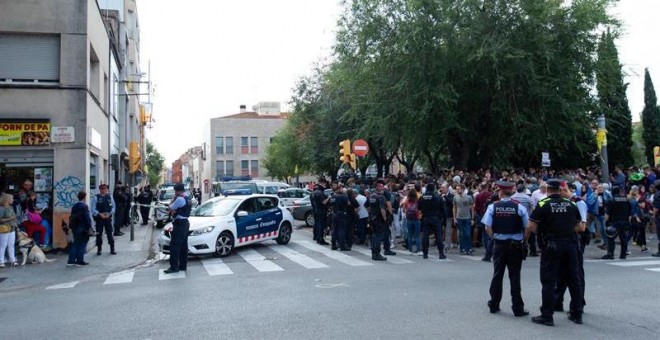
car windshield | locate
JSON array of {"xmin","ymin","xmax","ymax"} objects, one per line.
[
  {"xmin": 192, "ymin": 198, "xmax": 240, "ymax": 217},
  {"xmin": 159, "ymin": 189, "xmax": 174, "ymax": 201}
]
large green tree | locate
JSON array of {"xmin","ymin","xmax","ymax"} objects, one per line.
[
  {"xmin": 595, "ymin": 30, "xmax": 634, "ymax": 168},
  {"xmin": 145, "ymin": 140, "xmax": 165, "ymax": 187},
  {"xmin": 641, "ymin": 68, "xmax": 660, "ymax": 166}
]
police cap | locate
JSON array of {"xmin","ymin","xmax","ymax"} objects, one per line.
[
  {"xmin": 546, "ymin": 179, "xmax": 563, "ymax": 190},
  {"xmin": 173, "ymin": 183, "xmax": 185, "ymax": 192},
  {"xmin": 494, "ymin": 181, "xmax": 514, "ymax": 190}
]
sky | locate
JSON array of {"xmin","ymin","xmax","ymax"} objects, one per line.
[{"xmin": 137, "ymin": 0, "xmax": 660, "ymax": 165}]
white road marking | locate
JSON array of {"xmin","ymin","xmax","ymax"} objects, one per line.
[
  {"xmin": 45, "ymin": 281, "xmax": 79, "ymax": 290},
  {"xmin": 297, "ymin": 241, "xmax": 373, "ymax": 267},
  {"xmin": 461, "ymin": 255, "xmax": 483, "ymax": 261},
  {"xmin": 202, "ymin": 258, "xmax": 234, "ymax": 276},
  {"xmin": 159, "ymin": 269, "xmax": 186, "ymax": 280},
  {"xmin": 351, "ymin": 247, "xmax": 413, "ymax": 264},
  {"xmin": 607, "ymin": 260, "xmax": 660, "ymax": 267},
  {"xmin": 236, "ymin": 248, "xmax": 284, "ymax": 272},
  {"xmin": 268, "ymin": 245, "xmax": 329, "ymax": 269},
  {"xmin": 644, "ymin": 267, "xmax": 660, "ymax": 272},
  {"xmin": 104, "ymin": 269, "xmax": 135, "ymax": 285}
]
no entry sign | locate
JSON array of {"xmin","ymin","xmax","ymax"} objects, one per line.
[{"xmin": 352, "ymin": 139, "xmax": 369, "ymax": 157}]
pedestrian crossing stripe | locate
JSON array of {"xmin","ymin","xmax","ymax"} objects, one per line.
[
  {"xmin": 350, "ymin": 247, "xmax": 414, "ymax": 264},
  {"xmin": 645, "ymin": 268, "xmax": 660, "ymax": 272},
  {"xmin": 237, "ymin": 248, "xmax": 284, "ymax": 272},
  {"xmin": 159, "ymin": 269, "xmax": 186, "ymax": 280},
  {"xmin": 45, "ymin": 281, "xmax": 79, "ymax": 290},
  {"xmin": 268, "ymin": 245, "xmax": 329, "ymax": 269},
  {"xmin": 104, "ymin": 269, "xmax": 135, "ymax": 284},
  {"xmin": 201, "ymin": 258, "xmax": 233, "ymax": 275},
  {"xmin": 297, "ymin": 240, "xmax": 373, "ymax": 267},
  {"xmin": 606, "ymin": 260, "xmax": 660, "ymax": 267}
]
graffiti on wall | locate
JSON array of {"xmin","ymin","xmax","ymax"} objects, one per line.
[{"xmin": 53, "ymin": 176, "xmax": 85, "ymax": 209}]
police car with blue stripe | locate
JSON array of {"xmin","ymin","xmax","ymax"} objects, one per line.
[{"xmin": 158, "ymin": 193, "xmax": 294, "ymax": 257}]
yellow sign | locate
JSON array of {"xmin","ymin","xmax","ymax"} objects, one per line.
[
  {"xmin": 596, "ymin": 128, "xmax": 607, "ymax": 152},
  {"xmin": 0, "ymin": 121, "xmax": 51, "ymax": 146},
  {"xmin": 654, "ymin": 146, "xmax": 660, "ymax": 166}
]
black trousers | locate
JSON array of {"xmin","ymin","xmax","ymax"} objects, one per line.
[
  {"xmin": 95, "ymin": 218, "xmax": 114, "ymax": 247},
  {"xmin": 421, "ymin": 216, "xmax": 443, "ymax": 255},
  {"xmin": 607, "ymin": 221, "xmax": 629, "ymax": 257},
  {"xmin": 169, "ymin": 219, "xmax": 190, "ymax": 271},
  {"xmin": 489, "ymin": 239, "xmax": 525, "ymax": 312},
  {"xmin": 540, "ymin": 239, "xmax": 583, "ymax": 317},
  {"xmin": 555, "ymin": 237, "xmax": 586, "ymax": 309},
  {"xmin": 331, "ymin": 213, "xmax": 347, "ymax": 248},
  {"xmin": 140, "ymin": 206, "xmax": 150, "ymax": 224}
]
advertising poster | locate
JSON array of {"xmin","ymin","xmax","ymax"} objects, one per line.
[
  {"xmin": 0, "ymin": 120, "xmax": 51, "ymax": 146},
  {"xmin": 34, "ymin": 168, "xmax": 53, "ymax": 192}
]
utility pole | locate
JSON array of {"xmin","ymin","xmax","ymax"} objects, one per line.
[{"xmin": 597, "ymin": 115, "xmax": 609, "ymax": 184}]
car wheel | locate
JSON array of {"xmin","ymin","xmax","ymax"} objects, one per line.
[
  {"xmin": 214, "ymin": 231, "xmax": 234, "ymax": 257},
  {"xmin": 276, "ymin": 222, "xmax": 292, "ymax": 245},
  {"xmin": 304, "ymin": 211, "xmax": 314, "ymax": 227}
]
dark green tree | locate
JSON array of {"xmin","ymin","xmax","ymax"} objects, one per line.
[
  {"xmin": 595, "ymin": 30, "xmax": 634, "ymax": 168},
  {"xmin": 641, "ymin": 68, "xmax": 660, "ymax": 166},
  {"xmin": 145, "ymin": 140, "xmax": 165, "ymax": 187}
]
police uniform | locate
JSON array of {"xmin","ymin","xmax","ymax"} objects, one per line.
[
  {"xmin": 164, "ymin": 184, "xmax": 192, "ymax": 274},
  {"xmin": 311, "ymin": 184, "xmax": 329, "ymax": 245},
  {"xmin": 368, "ymin": 181, "xmax": 388, "ymax": 261},
  {"xmin": 418, "ymin": 183, "xmax": 446, "ymax": 259},
  {"xmin": 482, "ymin": 181, "xmax": 529, "ymax": 316},
  {"xmin": 555, "ymin": 191, "xmax": 588, "ymax": 312},
  {"xmin": 91, "ymin": 184, "xmax": 116, "ymax": 255},
  {"xmin": 329, "ymin": 189, "xmax": 350, "ymax": 251},
  {"xmin": 530, "ymin": 179, "xmax": 583, "ymax": 326},
  {"xmin": 602, "ymin": 187, "xmax": 633, "ymax": 260},
  {"xmin": 653, "ymin": 180, "xmax": 660, "ymax": 257}
]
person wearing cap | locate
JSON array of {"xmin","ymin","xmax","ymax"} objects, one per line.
[
  {"xmin": 601, "ymin": 186, "xmax": 633, "ymax": 260},
  {"xmin": 368, "ymin": 180, "xmax": 389, "ymax": 261},
  {"xmin": 91, "ymin": 183, "xmax": 116, "ymax": 255},
  {"xmin": 528, "ymin": 179, "xmax": 584, "ymax": 326},
  {"xmin": 164, "ymin": 183, "xmax": 192, "ymax": 274},
  {"xmin": 482, "ymin": 181, "xmax": 530, "ymax": 317}
]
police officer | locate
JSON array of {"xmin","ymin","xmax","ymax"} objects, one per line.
[
  {"xmin": 329, "ymin": 184, "xmax": 351, "ymax": 251},
  {"xmin": 601, "ymin": 186, "xmax": 633, "ymax": 260},
  {"xmin": 91, "ymin": 184, "xmax": 116, "ymax": 255},
  {"xmin": 311, "ymin": 180, "xmax": 329, "ymax": 245},
  {"xmin": 368, "ymin": 179, "xmax": 388, "ymax": 261},
  {"xmin": 419, "ymin": 182, "xmax": 446, "ymax": 259},
  {"xmin": 653, "ymin": 180, "xmax": 660, "ymax": 257},
  {"xmin": 482, "ymin": 181, "xmax": 530, "ymax": 317},
  {"xmin": 555, "ymin": 182, "xmax": 588, "ymax": 312},
  {"xmin": 137, "ymin": 185, "xmax": 154, "ymax": 225},
  {"xmin": 164, "ymin": 183, "xmax": 192, "ymax": 274},
  {"xmin": 529, "ymin": 179, "xmax": 584, "ymax": 326},
  {"xmin": 112, "ymin": 182, "xmax": 126, "ymax": 236}
]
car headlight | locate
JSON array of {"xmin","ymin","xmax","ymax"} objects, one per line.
[{"xmin": 190, "ymin": 226, "xmax": 215, "ymax": 236}]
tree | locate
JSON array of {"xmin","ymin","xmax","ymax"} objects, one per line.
[
  {"xmin": 641, "ymin": 68, "xmax": 660, "ymax": 166},
  {"xmin": 145, "ymin": 140, "xmax": 165, "ymax": 187},
  {"xmin": 596, "ymin": 30, "xmax": 634, "ymax": 169}
]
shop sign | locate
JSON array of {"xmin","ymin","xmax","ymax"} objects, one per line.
[
  {"xmin": 51, "ymin": 126, "xmax": 75, "ymax": 143},
  {"xmin": 0, "ymin": 120, "xmax": 51, "ymax": 146}
]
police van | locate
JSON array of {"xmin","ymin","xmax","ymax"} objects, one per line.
[
  {"xmin": 211, "ymin": 176, "xmax": 258, "ymax": 197},
  {"xmin": 158, "ymin": 194, "xmax": 294, "ymax": 257}
]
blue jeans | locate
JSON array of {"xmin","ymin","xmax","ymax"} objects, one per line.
[
  {"xmin": 68, "ymin": 229, "xmax": 88, "ymax": 264},
  {"xmin": 407, "ymin": 219, "xmax": 421, "ymax": 253},
  {"xmin": 457, "ymin": 218, "xmax": 472, "ymax": 252},
  {"xmin": 594, "ymin": 215, "xmax": 607, "ymax": 246},
  {"xmin": 42, "ymin": 220, "xmax": 52, "ymax": 247}
]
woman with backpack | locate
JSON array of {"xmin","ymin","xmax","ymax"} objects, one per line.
[{"xmin": 402, "ymin": 189, "xmax": 421, "ymax": 255}]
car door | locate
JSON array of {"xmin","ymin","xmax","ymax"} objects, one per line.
[
  {"xmin": 254, "ymin": 196, "xmax": 283, "ymax": 240},
  {"xmin": 234, "ymin": 198, "xmax": 260, "ymax": 245},
  {"xmin": 278, "ymin": 190, "xmax": 295, "ymax": 207}
]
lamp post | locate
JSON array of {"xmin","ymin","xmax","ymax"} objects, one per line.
[{"xmin": 597, "ymin": 115, "xmax": 609, "ymax": 184}]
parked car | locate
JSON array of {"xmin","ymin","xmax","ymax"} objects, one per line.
[
  {"xmin": 277, "ymin": 188, "xmax": 311, "ymax": 209},
  {"xmin": 255, "ymin": 181, "xmax": 290, "ymax": 194},
  {"xmin": 290, "ymin": 195, "xmax": 314, "ymax": 227},
  {"xmin": 158, "ymin": 194, "xmax": 294, "ymax": 257}
]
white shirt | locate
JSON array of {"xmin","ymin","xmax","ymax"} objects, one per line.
[
  {"xmin": 356, "ymin": 194, "xmax": 369, "ymax": 219},
  {"xmin": 531, "ymin": 189, "xmax": 547, "ymax": 209}
]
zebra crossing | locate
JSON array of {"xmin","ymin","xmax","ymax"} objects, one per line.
[
  {"xmin": 44, "ymin": 241, "xmax": 485, "ymax": 290},
  {"xmin": 598, "ymin": 257, "xmax": 660, "ymax": 273}
]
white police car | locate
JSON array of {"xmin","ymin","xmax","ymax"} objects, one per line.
[{"xmin": 158, "ymin": 194, "xmax": 294, "ymax": 257}]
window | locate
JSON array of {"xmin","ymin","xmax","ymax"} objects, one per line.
[
  {"xmin": 216, "ymin": 160, "xmax": 224, "ymax": 177},
  {"xmin": 256, "ymin": 197, "xmax": 278, "ymax": 211},
  {"xmin": 226, "ymin": 160, "xmax": 234, "ymax": 176},
  {"xmin": 0, "ymin": 34, "xmax": 60, "ymax": 83},
  {"xmin": 250, "ymin": 137, "xmax": 258, "ymax": 154},
  {"xmin": 241, "ymin": 160, "xmax": 249, "ymax": 176},
  {"xmin": 225, "ymin": 137, "xmax": 233, "ymax": 154},
  {"xmin": 251, "ymin": 160, "xmax": 259, "ymax": 177},
  {"xmin": 215, "ymin": 136, "xmax": 223, "ymax": 154},
  {"xmin": 241, "ymin": 137, "xmax": 249, "ymax": 154}
]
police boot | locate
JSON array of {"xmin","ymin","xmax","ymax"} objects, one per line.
[
  {"xmin": 96, "ymin": 244, "xmax": 102, "ymax": 256},
  {"xmin": 653, "ymin": 245, "xmax": 660, "ymax": 257},
  {"xmin": 384, "ymin": 249, "xmax": 396, "ymax": 256},
  {"xmin": 110, "ymin": 244, "xmax": 117, "ymax": 255},
  {"xmin": 439, "ymin": 251, "xmax": 447, "ymax": 260},
  {"xmin": 372, "ymin": 250, "xmax": 387, "ymax": 261}
]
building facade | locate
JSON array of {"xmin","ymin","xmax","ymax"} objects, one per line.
[{"xmin": 0, "ymin": 0, "xmax": 143, "ymax": 249}]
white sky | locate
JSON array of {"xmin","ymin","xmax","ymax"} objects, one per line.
[{"xmin": 137, "ymin": 0, "xmax": 660, "ymax": 165}]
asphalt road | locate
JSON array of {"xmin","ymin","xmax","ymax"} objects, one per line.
[{"xmin": 1, "ymin": 223, "xmax": 659, "ymax": 339}]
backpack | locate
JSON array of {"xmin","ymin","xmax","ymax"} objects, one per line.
[
  {"xmin": 391, "ymin": 192, "xmax": 401, "ymax": 214},
  {"xmin": 405, "ymin": 201, "xmax": 419, "ymax": 220}
]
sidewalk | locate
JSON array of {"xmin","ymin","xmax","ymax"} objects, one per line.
[{"xmin": 0, "ymin": 222, "xmax": 155, "ymax": 292}]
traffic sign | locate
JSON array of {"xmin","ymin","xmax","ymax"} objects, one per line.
[{"xmin": 353, "ymin": 139, "xmax": 369, "ymax": 157}]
